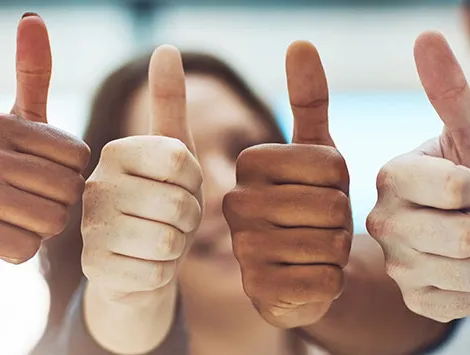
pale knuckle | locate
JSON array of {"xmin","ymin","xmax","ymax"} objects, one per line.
[
  {"xmin": 146, "ymin": 262, "xmax": 173, "ymax": 289},
  {"xmin": 457, "ymin": 223, "xmax": 470, "ymax": 258},
  {"xmin": 81, "ymin": 251, "xmax": 100, "ymax": 281},
  {"xmin": 443, "ymin": 168, "xmax": 467, "ymax": 208},
  {"xmin": 402, "ymin": 291, "xmax": 427, "ymax": 317},
  {"xmin": 82, "ymin": 180, "xmax": 109, "ymax": 210},
  {"xmin": 384, "ymin": 259, "xmax": 408, "ymax": 282},
  {"xmin": 101, "ymin": 139, "xmax": 123, "ymax": 159},
  {"xmin": 167, "ymin": 138, "xmax": 189, "ymax": 175},
  {"xmin": 158, "ymin": 228, "xmax": 184, "ymax": 258},
  {"xmin": 366, "ymin": 209, "xmax": 390, "ymax": 240},
  {"xmin": 376, "ymin": 162, "xmax": 398, "ymax": 193},
  {"xmin": 171, "ymin": 190, "xmax": 200, "ymax": 232}
]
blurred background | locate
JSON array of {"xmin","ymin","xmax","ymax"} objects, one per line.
[{"xmin": 0, "ymin": 0, "xmax": 468, "ymax": 354}]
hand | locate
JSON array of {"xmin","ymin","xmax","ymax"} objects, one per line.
[
  {"xmin": 82, "ymin": 46, "xmax": 203, "ymax": 302},
  {"xmin": 367, "ymin": 32, "xmax": 470, "ymax": 322},
  {"xmin": 0, "ymin": 14, "xmax": 90, "ymax": 264},
  {"xmin": 223, "ymin": 41, "xmax": 352, "ymax": 328}
]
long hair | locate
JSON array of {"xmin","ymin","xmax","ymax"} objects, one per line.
[{"xmin": 34, "ymin": 51, "xmax": 309, "ymax": 354}]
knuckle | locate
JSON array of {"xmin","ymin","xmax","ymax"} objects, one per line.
[
  {"xmin": 384, "ymin": 258, "xmax": 408, "ymax": 282},
  {"xmin": 457, "ymin": 223, "xmax": 470, "ymax": 258},
  {"xmin": 81, "ymin": 250, "xmax": 100, "ymax": 281},
  {"xmin": 42, "ymin": 204, "xmax": 69, "ymax": 235},
  {"xmin": 223, "ymin": 188, "xmax": 251, "ymax": 219},
  {"xmin": 67, "ymin": 174, "xmax": 86, "ymax": 205},
  {"xmin": 328, "ymin": 190, "xmax": 350, "ymax": 225},
  {"xmin": 232, "ymin": 230, "xmax": 258, "ymax": 262},
  {"xmin": 167, "ymin": 138, "xmax": 189, "ymax": 175},
  {"xmin": 222, "ymin": 191, "xmax": 236, "ymax": 216},
  {"xmin": 0, "ymin": 115, "xmax": 20, "ymax": 141},
  {"xmin": 11, "ymin": 237, "xmax": 41, "ymax": 264},
  {"xmin": 236, "ymin": 145, "xmax": 259, "ymax": 172},
  {"xmin": 146, "ymin": 261, "xmax": 175, "ymax": 290},
  {"xmin": 101, "ymin": 139, "xmax": 122, "ymax": 159},
  {"xmin": 402, "ymin": 290, "xmax": 426, "ymax": 317},
  {"xmin": 443, "ymin": 167, "xmax": 467, "ymax": 208},
  {"xmin": 158, "ymin": 228, "xmax": 184, "ymax": 259},
  {"xmin": 366, "ymin": 209, "xmax": 391, "ymax": 240},
  {"xmin": 329, "ymin": 151, "xmax": 350, "ymax": 185},
  {"xmin": 319, "ymin": 266, "xmax": 344, "ymax": 299},
  {"xmin": 74, "ymin": 141, "xmax": 91, "ymax": 171},
  {"xmin": 376, "ymin": 162, "xmax": 398, "ymax": 193},
  {"xmin": 171, "ymin": 190, "xmax": 200, "ymax": 233},
  {"xmin": 331, "ymin": 230, "xmax": 352, "ymax": 267},
  {"xmin": 240, "ymin": 267, "xmax": 263, "ymax": 299}
]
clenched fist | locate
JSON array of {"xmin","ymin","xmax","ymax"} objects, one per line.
[
  {"xmin": 0, "ymin": 14, "xmax": 89, "ymax": 264},
  {"xmin": 223, "ymin": 41, "xmax": 352, "ymax": 328},
  {"xmin": 82, "ymin": 46, "xmax": 203, "ymax": 302},
  {"xmin": 367, "ymin": 32, "xmax": 470, "ymax": 322}
]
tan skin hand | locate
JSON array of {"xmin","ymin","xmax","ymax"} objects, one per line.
[
  {"xmin": 223, "ymin": 41, "xmax": 352, "ymax": 329},
  {"xmin": 368, "ymin": 32, "xmax": 470, "ymax": 322},
  {"xmin": 0, "ymin": 14, "xmax": 90, "ymax": 264}
]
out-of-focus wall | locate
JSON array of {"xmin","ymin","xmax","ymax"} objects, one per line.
[{"xmin": 158, "ymin": 5, "xmax": 469, "ymax": 96}]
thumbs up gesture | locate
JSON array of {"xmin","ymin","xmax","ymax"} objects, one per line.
[
  {"xmin": 367, "ymin": 32, "xmax": 470, "ymax": 322},
  {"xmin": 0, "ymin": 14, "xmax": 89, "ymax": 264},
  {"xmin": 82, "ymin": 46, "xmax": 203, "ymax": 303},
  {"xmin": 223, "ymin": 42, "xmax": 352, "ymax": 328}
]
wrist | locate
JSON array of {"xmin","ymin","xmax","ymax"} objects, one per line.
[{"xmin": 84, "ymin": 281, "xmax": 178, "ymax": 355}]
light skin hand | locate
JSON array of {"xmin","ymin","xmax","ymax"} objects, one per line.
[
  {"xmin": 368, "ymin": 32, "xmax": 470, "ymax": 323},
  {"xmin": 82, "ymin": 45, "xmax": 203, "ymax": 355}
]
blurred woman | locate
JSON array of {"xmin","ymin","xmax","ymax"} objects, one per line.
[{"xmin": 33, "ymin": 49, "xmax": 452, "ymax": 355}]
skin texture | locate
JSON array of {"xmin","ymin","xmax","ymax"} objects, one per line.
[
  {"xmin": 0, "ymin": 14, "xmax": 89, "ymax": 264},
  {"xmin": 223, "ymin": 41, "xmax": 352, "ymax": 328},
  {"xmin": 83, "ymin": 46, "xmax": 204, "ymax": 355},
  {"xmin": 84, "ymin": 40, "xmax": 449, "ymax": 355},
  {"xmin": 367, "ymin": 31, "xmax": 470, "ymax": 323},
  {"xmin": 221, "ymin": 41, "xmax": 449, "ymax": 355}
]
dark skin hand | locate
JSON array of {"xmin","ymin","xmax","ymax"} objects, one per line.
[
  {"xmin": 224, "ymin": 41, "xmax": 450, "ymax": 355},
  {"xmin": 223, "ymin": 40, "xmax": 352, "ymax": 329},
  {"xmin": 0, "ymin": 14, "xmax": 90, "ymax": 264}
]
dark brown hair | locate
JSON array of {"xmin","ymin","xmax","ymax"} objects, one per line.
[{"xmin": 36, "ymin": 51, "xmax": 285, "ymax": 340}]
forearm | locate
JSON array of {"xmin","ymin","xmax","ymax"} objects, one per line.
[
  {"xmin": 84, "ymin": 281, "xmax": 177, "ymax": 355},
  {"xmin": 298, "ymin": 234, "xmax": 450, "ymax": 355}
]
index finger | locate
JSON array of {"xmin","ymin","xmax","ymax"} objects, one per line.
[
  {"xmin": 148, "ymin": 45, "xmax": 196, "ymax": 155},
  {"xmin": 286, "ymin": 41, "xmax": 334, "ymax": 146}
]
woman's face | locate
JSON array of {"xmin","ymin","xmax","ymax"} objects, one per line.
[{"xmin": 124, "ymin": 74, "xmax": 274, "ymax": 301}]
